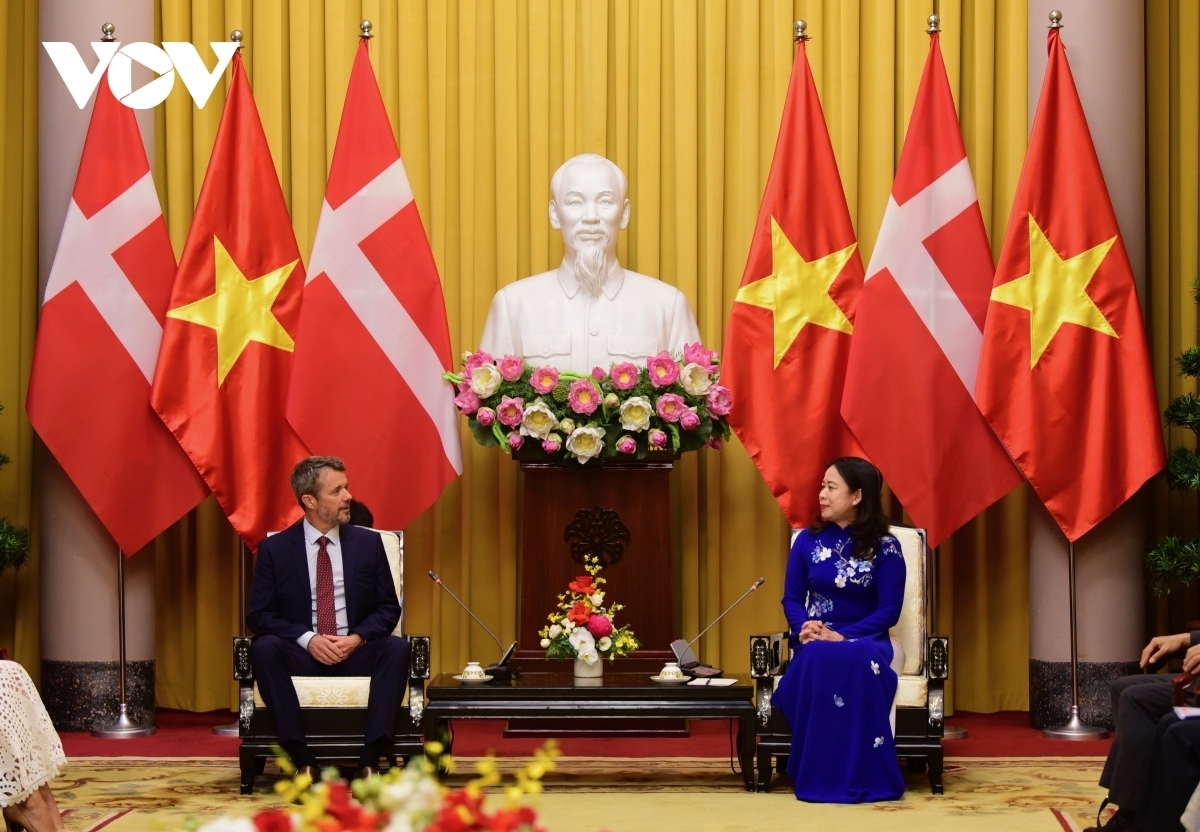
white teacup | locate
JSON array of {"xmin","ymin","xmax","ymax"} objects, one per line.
[
  {"xmin": 460, "ymin": 661, "xmax": 486, "ymax": 679},
  {"xmin": 659, "ymin": 662, "xmax": 685, "ymax": 680}
]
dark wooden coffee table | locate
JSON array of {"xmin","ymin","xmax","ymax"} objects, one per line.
[{"xmin": 424, "ymin": 670, "xmax": 758, "ymax": 790}]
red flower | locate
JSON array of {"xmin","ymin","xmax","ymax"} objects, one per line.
[
  {"xmin": 253, "ymin": 810, "xmax": 293, "ymax": 832},
  {"xmin": 567, "ymin": 575, "xmax": 594, "ymax": 594},
  {"xmin": 567, "ymin": 602, "xmax": 592, "ymax": 625}
]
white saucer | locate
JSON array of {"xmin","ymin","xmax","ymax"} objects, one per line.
[
  {"xmin": 452, "ymin": 674, "xmax": 494, "ymax": 684},
  {"xmin": 650, "ymin": 675, "xmax": 689, "ymax": 684}
]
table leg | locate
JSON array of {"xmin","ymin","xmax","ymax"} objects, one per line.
[{"xmin": 739, "ymin": 714, "xmax": 755, "ymax": 791}]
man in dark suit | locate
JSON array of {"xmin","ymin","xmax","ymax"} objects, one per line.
[
  {"xmin": 247, "ymin": 455, "xmax": 410, "ymax": 779},
  {"xmin": 1087, "ymin": 631, "xmax": 1200, "ymax": 831}
]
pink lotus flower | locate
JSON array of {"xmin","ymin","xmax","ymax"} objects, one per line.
[
  {"xmin": 476, "ymin": 407, "xmax": 496, "ymax": 427},
  {"xmin": 498, "ymin": 354, "xmax": 525, "ymax": 381},
  {"xmin": 463, "ymin": 350, "xmax": 494, "ymax": 375},
  {"xmin": 586, "ymin": 614, "xmax": 614, "ymax": 638},
  {"xmin": 656, "ymin": 393, "xmax": 687, "ymax": 422},
  {"xmin": 616, "ymin": 435, "xmax": 637, "ymax": 454},
  {"xmin": 568, "ymin": 379, "xmax": 600, "ymax": 415},
  {"xmin": 453, "ymin": 389, "xmax": 481, "ymax": 415},
  {"xmin": 611, "ymin": 362, "xmax": 639, "ymax": 390},
  {"xmin": 542, "ymin": 434, "xmax": 563, "ymax": 454},
  {"xmin": 647, "ymin": 351, "xmax": 680, "ymax": 387},
  {"xmin": 592, "ymin": 366, "xmax": 607, "ymax": 381},
  {"xmin": 531, "ymin": 366, "xmax": 559, "ymax": 394},
  {"xmin": 648, "ymin": 428, "xmax": 668, "ymax": 449},
  {"xmin": 706, "ymin": 435, "xmax": 723, "ymax": 450},
  {"xmin": 683, "ymin": 342, "xmax": 718, "ymax": 372},
  {"xmin": 497, "ymin": 396, "xmax": 525, "ymax": 427},
  {"xmin": 679, "ymin": 408, "xmax": 700, "ymax": 431},
  {"xmin": 508, "ymin": 432, "xmax": 524, "ymax": 451},
  {"xmin": 706, "ymin": 385, "xmax": 732, "ymax": 417}
]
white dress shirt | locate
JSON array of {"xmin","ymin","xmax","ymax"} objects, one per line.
[
  {"xmin": 297, "ymin": 519, "xmax": 349, "ymax": 650},
  {"xmin": 478, "ymin": 264, "xmax": 702, "ymax": 375}
]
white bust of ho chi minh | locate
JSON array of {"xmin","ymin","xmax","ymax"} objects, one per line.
[{"xmin": 478, "ymin": 154, "xmax": 701, "ymax": 375}]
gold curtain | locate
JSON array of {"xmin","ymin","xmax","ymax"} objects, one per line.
[
  {"xmin": 0, "ymin": 0, "xmax": 40, "ymax": 678},
  {"xmin": 140, "ymin": 0, "xmax": 1032, "ymax": 712},
  {"xmin": 1147, "ymin": 0, "xmax": 1200, "ymax": 633}
]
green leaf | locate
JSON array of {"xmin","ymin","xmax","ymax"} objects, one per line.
[
  {"xmin": 1167, "ymin": 446, "xmax": 1200, "ymax": 491},
  {"xmin": 493, "ymin": 421, "xmax": 511, "ymax": 453},
  {"xmin": 468, "ymin": 418, "xmax": 500, "ymax": 448},
  {"xmin": 1179, "ymin": 347, "xmax": 1200, "ymax": 379},
  {"xmin": 0, "ymin": 518, "xmax": 29, "ymax": 575},
  {"xmin": 1165, "ymin": 393, "xmax": 1200, "ymax": 430},
  {"xmin": 1146, "ymin": 535, "xmax": 1200, "ymax": 597}
]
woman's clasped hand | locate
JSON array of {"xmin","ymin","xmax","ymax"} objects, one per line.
[{"xmin": 797, "ymin": 620, "xmax": 845, "ymax": 644}]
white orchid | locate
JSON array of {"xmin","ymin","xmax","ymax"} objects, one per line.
[
  {"xmin": 578, "ymin": 647, "xmax": 600, "ymax": 664},
  {"xmin": 569, "ymin": 627, "xmax": 596, "ymax": 655},
  {"xmin": 597, "ymin": 636, "xmax": 612, "ymax": 652},
  {"xmin": 198, "ymin": 821, "xmax": 257, "ymax": 832}
]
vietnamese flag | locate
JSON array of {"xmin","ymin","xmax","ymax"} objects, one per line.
[
  {"xmin": 975, "ymin": 28, "xmax": 1164, "ymax": 542},
  {"xmin": 151, "ymin": 51, "xmax": 308, "ymax": 549},
  {"xmin": 723, "ymin": 35, "xmax": 864, "ymax": 528}
]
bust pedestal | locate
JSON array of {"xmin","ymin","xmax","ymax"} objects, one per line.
[{"xmin": 513, "ymin": 457, "xmax": 676, "ymax": 673}]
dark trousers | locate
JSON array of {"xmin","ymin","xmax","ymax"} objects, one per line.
[
  {"xmin": 250, "ymin": 634, "xmax": 411, "ymax": 754},
  {"xmin": 1099, "ymin": 673, "xmax": 1200, "ymax": 831}
]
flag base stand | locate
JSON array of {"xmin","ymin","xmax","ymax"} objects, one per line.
[
  {"xmin": 214, "ymin": 540, "xmax": 250, "ymax": 738},
  {"xmin": 943, "ymin": 725, "xmax": 968, "ymax": 740},
  {"xmin": 92, "ymin": 703, "xmax": 156, "ymax": 738},
  {"xmin": 1043, "ymin": 705, "xmax": 1108, "ymax": 740},
  {"xmin": 212, "ymin": 722, "xmax": 239, "ymax": 736},
  {"xmin": 1043, "ymin": 540, "xmax": 1109, "ymax": 741}
]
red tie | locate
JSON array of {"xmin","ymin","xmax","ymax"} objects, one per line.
[{"xmin": 315, "ymin": 536, "xmax": 337, "ymax": 636}]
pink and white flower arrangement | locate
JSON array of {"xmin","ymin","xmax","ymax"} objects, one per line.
[
  {"xmin": 539, "ymin": 556, "xmax": 638, "ymax": 663},
  {"xmin": 444, "ymin": 343, "xmax": 731, "ymax": 462}
]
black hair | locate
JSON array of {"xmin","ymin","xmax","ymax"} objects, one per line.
[
  {"xmin": 347, "ymin": 499, "xmax": 374, "ymax": 527},
  {"xmin": 809, "ymin": 456, "xmax": 890, "ymax": 560}
]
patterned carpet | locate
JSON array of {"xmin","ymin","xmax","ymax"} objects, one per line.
[{"xmin": 50, "ymin": 756, "xmax": 1109, "ymax": 831}]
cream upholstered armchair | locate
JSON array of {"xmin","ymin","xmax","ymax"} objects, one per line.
[
  {"xmin": 233, "ymin": 529, "xmax": 431, "ymax": 794},
  {"xmin": 749, "ymin": 525, "xmax": 949, "ymax": 793}
]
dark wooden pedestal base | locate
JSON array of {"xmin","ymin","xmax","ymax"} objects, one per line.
[{"xmin": 518, "ymin": 460, "xmax": 676, "ymax": 663}]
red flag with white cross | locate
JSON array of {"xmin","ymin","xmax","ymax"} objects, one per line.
[
  {"xmin": 27, "ymin": 75, "xmax": 208, "ymax": 554},
  {"xmin": 286, "ymin": 39, "xmax": 462, "ymax": 529},
  {"xmin": 975, "ymin": 28, "xmax": 1163, "ymax": 541},
  {"xmin": 723, "ymin": 36, "xmax": 864, "ymax": 528},
  {"xmin": 841, "ymin": 33, "xmax": 1022, "ymax": 548}
]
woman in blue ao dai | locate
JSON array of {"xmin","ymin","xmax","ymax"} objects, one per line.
[{"xmin": 771, "ymin": 456, "xmax": 907, "ymax": 802}]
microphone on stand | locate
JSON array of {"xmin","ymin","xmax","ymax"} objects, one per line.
[
  {"xmin": 670, "ymin": 577, "xmax": 766, "ymax": 678},
  {"xmin": 428, "ymin": 571, "xmax": 517, "ymax": 681}
]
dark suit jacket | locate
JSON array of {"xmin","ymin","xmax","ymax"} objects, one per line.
[{"xmin": 246, "ymin": 522, "xmax": 401, "ymax": 644}]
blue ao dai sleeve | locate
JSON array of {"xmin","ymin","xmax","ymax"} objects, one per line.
[
  {"xmin": 836, "ymin": 537, "xmax": 907, "ymax": 640},
  {"xmin": 781, "ymin": 532, "xmax": 810, "ymax": 636}
]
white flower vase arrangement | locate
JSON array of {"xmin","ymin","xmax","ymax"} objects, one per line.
[
  {"xmin": 443, "ymin": 343, "xmax": 732, "ymax": 463},
  {"xmin": 538, "ymin": 555, "xmax": 638, "ymax": 676}
]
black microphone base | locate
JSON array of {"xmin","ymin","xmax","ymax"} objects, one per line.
[{"xmin": 485, "ymin": 664, "xmax": 512, "ymax": 682}]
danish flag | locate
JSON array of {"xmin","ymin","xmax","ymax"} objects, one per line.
[
  {"xmin": 287, "ymin": 40, "xmax": 462, "ymax": 529},
  {"xmin": 841, "ymin": 33, "xmax": 1022, "ymax": 548},
  {"xmin": 27, "ymin": 76, "xmax": 207, "ymax": 554}
]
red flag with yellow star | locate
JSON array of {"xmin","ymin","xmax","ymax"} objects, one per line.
[
  {"xmin": 975, "ymin": 28, "xmax": 1163, "ymax": 542},
  {"xmin": 723, "ymin": 36, "xmax": 864, "ymax": 527},
  {"xmin": 151, "ymin": 52, "xmax": 308, "ymax": 549}
]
